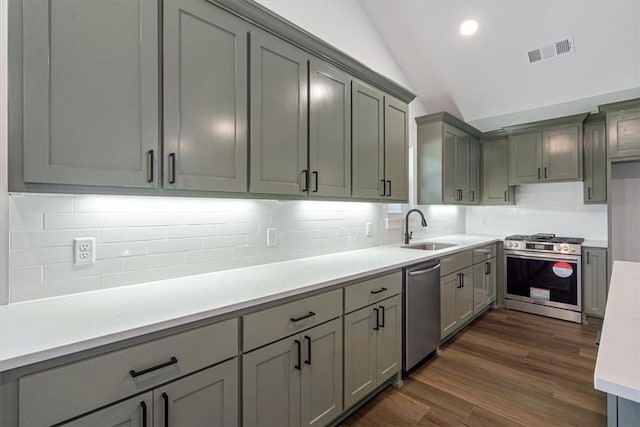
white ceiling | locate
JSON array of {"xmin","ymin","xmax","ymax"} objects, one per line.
[{"xmin": 360, "ymin": 0, "xmax": 640, "ymax": 130}]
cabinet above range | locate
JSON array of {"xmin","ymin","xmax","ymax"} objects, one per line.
[{"xmin": 8, "ymin": 0, "xmax": 414, "ymax": 203}]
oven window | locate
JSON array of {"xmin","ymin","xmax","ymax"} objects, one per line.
[{"xmin": 506, "ymin": 257, "xmax": 578, "ymax": 306}]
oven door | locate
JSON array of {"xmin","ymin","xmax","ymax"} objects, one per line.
[{"xmin": 505, "ymin": 250, "xmax": 581, "ymax": 311}]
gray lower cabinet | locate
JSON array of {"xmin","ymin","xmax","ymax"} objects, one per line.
[
  {"xmin": 308, "ymin": 60, "xmax": 352, "ymax": 198},
  {"xmin": 509, "ymin": 125, "xmax": 582, "ymax": 184},
  {"xmin": 61, "ymin": 392, "xmax": 152, "ymax": 427},
  {"xmin": 249, "ymin": 29, "xmax": 309, "ymax": 196},
  {"xmin": 583, "ymin": 247, "xmax": 608, "ymax": 318},
  {"xmin": 242, "ymin": 318, "xmax": 342, "ymax": 427},
  {"xmin": 583, "ymin": 121, "xmax": 607, "ymax": 203},
  {"xmin": 383, "ymin": 96, "xmax": 409, "ymax": 202},
  {"xmin": 607, "ymin": 394, "xmax": 640, "ymax": 427},
  {"xmin": 440, "ymin": 252, "xmax": 475, "ymax": 340},
  {"xmin": 163, "ymin": 0, "xmax": 248, "ymax": 192},
  {"xmin": 352, "ymin": 81, "xmax": 385, "ymax": 199},
  {"xmin": 344, "ymin": 294, "xmax": 402, "ymax": 409},
  {"xmin": 481, "ymin": 138, "xmax": 515, "ymax": 205},
  {"xmin": 473, "ymin": 258, "xmax": 496, "ymax": 315},
  {"xmin": 606, "ymin": 107, "xmax": 640, "ymax": 159},
  {"xmin": 21, "ymin": 0, "xmax": 159, "ymax": 188}
]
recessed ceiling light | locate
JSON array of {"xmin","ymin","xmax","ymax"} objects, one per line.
[{"xmin": 460, "ymin": 20, "xmax": 478, "ymax": 36}]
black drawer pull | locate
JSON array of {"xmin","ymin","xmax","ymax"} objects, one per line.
[
  {"xmin": 130, "ymin": 356, "xmax": 178, "ymax": 378},
  {"xmin": 370, "ymin": 287, "xmax": 388, "ymax": 294},
  {"xmin": 312, "ymin": 171, "xmax": 319, "ymax": 192},
  {"xmin": 301, "ymin": 170, "xmax": 309, "ymax": 192},
  {"xmin": 380, "ymin": 179, "xmax": 386, "ymax": 197},
  {"xmin": 305, "ymin": 335, "xmax": 311, "ymax": 365},
  {"xmin": 168, "ymin": 153, "xmax": 176, "ymax": 184},
  {"xmin": 294, "ymin": 339, "xmax": 301, "ymax": 370},
  {"xmin": 504, "ymin": 190, "xmax": 508, "ymax": 202},
  {"xmin": 537, "ymin": 167, "xmax": 541, "ymax": 180},
  {"xmin": 162, "ymin": 392, "xmax": 169, "ymax": 427},
  {"xmin": 379, "ymin": 305, "xmax": 385, "ymax": 328},
  {"xmin": 386, "ymin": 180, "xmax": 392, "ymax": 197},
  {"xmin": 373, "ymin": 308, "xmax": 380, "ymax": 331},
  {"xmin": 544, "ymin": 167, "xmax": 548, "ymax": 179},
  {"xmin": 140, "ymin": 401, "xmax": 148, "ymax": 427},
  {"xmin": 147, "ymin": 150, "xmax": 154, "ymax": 183},
  {"xmin": 290, "ymin": 311, "xmax": 316, "ymax": 322},
  {"xmin": 485, "ymin": 261, "xmax": 491, "ymax": 275}
]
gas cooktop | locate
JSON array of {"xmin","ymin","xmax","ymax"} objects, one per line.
[{"xmin": 505, "ymin": 233, "xmax": 585, "ymax": 245}]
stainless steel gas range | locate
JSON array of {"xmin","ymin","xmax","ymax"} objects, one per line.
[{"xmin": 504, "ymin": 233, "xmax": 584, "ymax": 323}]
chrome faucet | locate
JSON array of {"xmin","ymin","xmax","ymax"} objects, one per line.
[{"xmin": 404, "ymin": 209, "xmax": 428, "ymax": 244}]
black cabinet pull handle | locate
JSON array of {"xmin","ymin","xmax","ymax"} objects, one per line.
[
  {"xmin": 462, "ymin": 272, "xmax": 465, "ymax": 287},
  {"xmin": 290, "ymin": 311, "xmax": 315, "ymax": 322},
  {"xmin": 587, "ymin": 251, "xmax": 591, "ymax": 265},
  {"xmin": 370, "ymin": 287, "xmax": 387, "ymax": 294},
  {"xmin": 386, "ymin": 180, "xmax": 392, "ymax": 197},
  {"xmin": 485, "ymin": 261, "xmax": 491, "ymax": 275},
  {"xmin": 537, "ymin": 167, "xmax": 541, "ymax": 180},
  {"xmin": 470, "ymin": 190, "xmax": 475, "ymax": 201},
  {"xmin": 504, "ymin": 190, "xmax": 508, "ymax": 202},
  {"xmin": 168, "ymin": 153, "xmax": 176, "ymax": 184},
  {"xmin": 147, "ymin": 150, "xmax": 154, "ymax": 183},
  {"xmin": 373, "ymin": 308, "xmax": 380, "ymax": 330},
  {"xmin": 130, "ymin": 356, "xmax": 178, "ymax": 378},
  {"xmin": 162, "ymin": 392, "xmax": 169, "ymax": 427},
  {"xmin": 294, "ymin": 339, "xmax": 301, "ymax": 370},
  {"xmin": 588, "ymin": 187, "xmax": 591, "ymax": 200},
  {"xmin": 380, "ymin": 179, "xmax": 386, "ymax": 197},
  {"xmin": 544, "ymin": 167, "xmax": 548, "ymax": 179},
  {"xmin": 379, "ymin": 305, "xmax": 385, "ymax": 328},
  {"xmin": 140, "ymin": 401, "xmax": 148, "ymax": 427},
  {"xmin": 304, "ymin": 335, "xmax": 311, "ymax": 365},
  {"xmin": 312, "ymin": 171, "xmax": 318, "ymax": 192},
  {"xmin": 301, "ymin": 170, "xmax": 309, "ymax": 192}
]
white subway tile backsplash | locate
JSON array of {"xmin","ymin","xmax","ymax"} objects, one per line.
[
  {"xmin": 124, "ymin": 253, "xmax": 184, "ymax": 272},
  {"xmin": 44, "ymin": 259, "xmax": 123, "ymax": 282},
  {"xmin": 201, "ymin": 235, "xmax": 247, "ymax": 249},
  {"xmin": 165, "ymin": 225, "xmax": 219, "ymax": 239},
  {"xmin": 217, "ymin": 223, "xmax": 259, "ymax": 235},
  {"xmin": 10, "ymin": 195, "xmax": 73, "ymax": 213},
  {"xmin": 146, "ymin": 238, "xmax": 201, "ymax": 255},
  {"xmin": 9, "ymin": 212, "xmax": 43, "ymax": 231},
  {"xmin": 10, "ymin": 277, "xmax": 101, "ymax": 303},
  {"xmin": 185, "ymin": 248, "xmax": 231, "ymax": 264},
  {"xmin": 96, "ymin": 242, "xmax": 146, "ymax": 260},
  {"xmin": 101, "ymin": 227, "xmax": 167, "ymax": 243},
  {"xmin": 9, "ymin": 266, "xmax": 43, "ymax": 286},
  {"xmin": 11, "ymin": 229, "xmax": 100, "ymax": 249},
  {"xmin": 10, "ymin": 247, "xmax": 72, "ymax": 268}
]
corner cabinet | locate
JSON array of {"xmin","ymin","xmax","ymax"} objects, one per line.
[
  {"xmin": 416, "ymin": 113, "xmax": 481, "ymax": 205},
  {"xmin": 606, "ymin": 105, "xmax": 640, "ymax": 160},
  {"xmin": 21, "ymin": 0, "xmax": 160, "ymax": 188},
  {"xmin": 508, "ymin": 114, "xmax": 587, "ymax": 185},
  {"xmin": 481, "ymin": 137, "xmax": 515, "ymax": 205},
  {"xmin": 163, "ymin": 0, "xmax": 248, "ymax": 192},
  {"xmin": 582, "ymin": 247, "xmax": 608, "ymax": 318},
  {"xmin": 583, "ymin": 119, "xmax": 607, "ymax": 204},
  {"xmin": 352, "ymin": 82, "xmax": 408, "ymax": 202}
]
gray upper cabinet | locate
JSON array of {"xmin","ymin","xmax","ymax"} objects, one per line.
[
  {"xmin": 481, "ymin": 138, "xmax": 515, "ymax": 205},
  {"xmin": 250, "ymin": 29, "xmax": 309, "ymax": 196},
  {"xmin": 509, "ymin": 132, "xmax": 543, "ymax": 184},
  {"xmin": 606, "ymin": 106, "xmax": 640, "ymax": 160},
  {"xmin": 308, "ymin": 60, "xmax": 351, "ymax": 198},
  {"xmin": 583, "ymin": 120, "xmax": 607, "ymax": 204},
  {"xmin": 22, "ymin": 0, "xmax": 159, "ymax": 188},
  {"xmin": 583, "ymin": 247, "xmax": 608, "ymax": 318},
  {"xmin": 163, "ymin": 0, "xmax": 248, "ymax": 192},
  {"xmin": 468, "ymin": 136, "xmax": 480, "ymax": 204},
  {"xmin": 352, "ymin": 81, "xmax": 385, "ymax": 199},
  {"xmin": 542, "ymin": 126, "xmax": 582, "ymax": 181},
  {"xmin": 384, "ymin": 96, "xmax": 409, "ymax": 202}
]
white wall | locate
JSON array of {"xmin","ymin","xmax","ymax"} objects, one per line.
[{"xmin": 466, "ymin": 182, "xmax": 607, "ymax": 240}]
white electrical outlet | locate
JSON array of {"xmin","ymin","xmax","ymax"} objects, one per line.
[
  {"xmin": 74, "ymin": 237, "xmax": 96, "ymax": 264},
  {"xmin": 267, "ymin": 228, "xmax": 278, "ymax": 247},
  {"xmin": 365, "ymin": 222, "xmax": 372, "ymax": 237}
]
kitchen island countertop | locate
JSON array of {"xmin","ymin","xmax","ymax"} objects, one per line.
[
  {"xmin": 0, "ymin": 234, "xmax": 500, "ymax": 372},
  {"xmin": 594, "ymin": 260, "xmax": 640, "ymax": 403}
]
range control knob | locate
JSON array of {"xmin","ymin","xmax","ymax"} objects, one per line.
[
  {"xmin": 570, "ymin": 247, "xmax": 576, "ymax": 252},
  {"xmin": 562, "ymin": 245, "xmax": 569, "ymax": 252}
]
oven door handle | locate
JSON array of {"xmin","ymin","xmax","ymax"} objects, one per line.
[{"xmin": 504, "ymin": 250, "xmax": 580, "ymax": 262}]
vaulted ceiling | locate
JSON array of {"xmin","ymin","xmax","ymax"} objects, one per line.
[{"xmin": 360, "ymin": 0, "xmax": 640, "ymax": 130}]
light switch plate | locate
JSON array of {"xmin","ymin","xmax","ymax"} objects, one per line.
[
  {"xmin": 267, "ymin": 228, "xmax": 278, "ymax": 247},
  {"xmin": 365, "ymin": 222, "xmax": 372, "ymax": 237}
]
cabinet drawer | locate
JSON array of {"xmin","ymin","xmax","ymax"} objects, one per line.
[
  {"xmin": 243, "ymin": 289, "xmax": 342, "ymax": 352},
  {"xmin": 440, "ymin": 250, "xmax": 473, "ymax": 276},
  {"xmin": 473, "ymin": 244, "xmax": 497, "ymax": 263},
  {"xmin": 19, "ymin": 318, "xmax": 238, "ymax": 427},
  {"xmin": 344, "ymin": 271, "xmax": 402, "ymax": 313}
]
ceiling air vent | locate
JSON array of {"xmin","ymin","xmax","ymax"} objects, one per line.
[{"xmin": 527, "ymin": 36, "xmax": 575, "ymax": 64}]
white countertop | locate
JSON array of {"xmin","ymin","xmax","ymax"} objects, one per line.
[
  {"xmin": 594, "ymin": 261, "xmax": 640, "ymax": 403},
  {"xmin": 0, "ymin": 234, "xmax": 500, "ymax": 372},
  {"xmin": 583, "ymin": 240, "xmax": 608, "ymax": 249}
]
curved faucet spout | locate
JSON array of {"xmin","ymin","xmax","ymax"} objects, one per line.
[{"xmin": 405, "ymin": 209, "xmax": 428, "ymax": 244}]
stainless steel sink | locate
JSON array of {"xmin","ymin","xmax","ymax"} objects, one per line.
[{"xmin": 402, "ymin": 242, "xmax": 457, "ymax": 251}]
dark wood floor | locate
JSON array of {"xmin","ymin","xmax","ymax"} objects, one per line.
[{"xmin": 341, "ymin": 308, "xmax": 606, "ymax": 426}]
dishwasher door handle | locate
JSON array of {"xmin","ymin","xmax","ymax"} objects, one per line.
[{"xmin": 408, "ymin": 264, "xmax": 441, "ymax": 276}]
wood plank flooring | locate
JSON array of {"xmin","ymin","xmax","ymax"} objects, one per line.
[{"xmin": 340, "ymin": 308, "xmax": 606, "ymax": 426}]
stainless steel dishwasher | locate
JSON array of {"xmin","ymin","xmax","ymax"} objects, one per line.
[{"xmin": 404, "ymin": 260, "xmax": 441, "ymax": 372}]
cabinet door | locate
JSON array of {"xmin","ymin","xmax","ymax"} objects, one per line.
[
  {"xmin": 482, "ymin": 138, "xmax": 514, "ymax": 205},
  {"xmin": 584, "ymin": 123, "xmax": 607, "ymax": 203},
  {"xmin": 583, "ymin": 248, "xmax": 608, "ymax": 317},
  {"xmin": 300, "ymin": 318, "xmax": 343, "ymax": 427},
  {"xmin": 456, "ymin": 267, "xmax": 474, "ymax": 325},
  {"xmin": 163, "ymin": 0, "xmax": 248, "ymax": 192},
  {"xmin": 375, "ymin": 295, "xmax": 402, "ymax": 385},
  {"xmin": 343, "ymin": 305, "xmax": 377, "ymax": 409},
  {"xmin": 440, "ymin": 272, "xmax": 458, "ymax": 339},
  {"xmin": 455, "ymin": 134, "xmax": 470, "ymax": 203},
  {"xmin": 384, "ymin": 96, "xmax": 409, "ymax": 202},
  {"xmin": 154, "ymin": 359, "xmax": 239, "ymax": 427},
  {"xmin": 442, "ymin": 126, "xmax": 459, "ymax": 203},
  {"xmin": 309, "ymin": 60, "xmax": 351, "ymax": 198},
  {"xmin": 250, "ymin": 30, "xmax": 308, "ymax": 195},
  {"xmin": 607, "ymin": 109, "xmax": 640, "ymax": 159},
  {"xmin": 243, "ymin": 336, "xmax": 301, "ymax": 427},
  {"xmin": 467, "ymin": 136, "xmax": 480, "ymax": 204},
  {"xmin": 542, "ymin": 126, "xmax": 581, "ymax": 181},
  {"xmin": 61, "ymin": 392, "xmax": 152, "ymax": 427},
  {"xmin": 473, "ymin": 263, "xmax": 488, "ymax": 315},
  {"xmin": 352, "ymin": 81, "xmax": 384, "ymax": 199},
  {"xmin": 22, "ymin": 0, "xmax": 159, "ymax": 187},
  {"xmin": 509, "ymin": 132, "xmax": 542, "ymax": 184}
]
